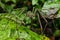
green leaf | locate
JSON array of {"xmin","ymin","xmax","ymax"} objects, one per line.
[
  {"xmin": 54, "ymin": 30, "xmax": 60, "ymax": 36},
  {"xmin": 5, "ymin": 4, "xmax": 15, "ymax": 13},
  {"xmin": 41, "ymin": 0, "xmax": 60, "ymax": 18},
  {"xmin": 24, "ymin": 17, "xmax": 31, "ymax": 24},
  {"xmin": 32, "ymin": 0, "xmax": 38, "ymax": 5},
  {"xmin": 0, "ymin": 1, "xmax": 5, "ymax": 9},
  {"xmin": 0, "ymin": 29, "xmax": 10, "ymax": 40}
]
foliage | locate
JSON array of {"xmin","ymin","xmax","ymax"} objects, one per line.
[
  {"xmin": 0, "ymin": 12, "xmax": 50, "ymax": 40},
  {"xmin": 0, "ymin": 0, "xmax": 60, "ymax": 40}
]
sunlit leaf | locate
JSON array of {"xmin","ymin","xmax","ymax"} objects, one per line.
[{"xmin": 32, "ymin": 0, "xmax": 38, "ymax": 5}]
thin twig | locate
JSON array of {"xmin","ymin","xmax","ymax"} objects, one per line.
[
  {"xmin": 43, "ymin": 23, "xmax": 48, "ymax": 32},
  {"xmin": 18, "ymin": 8, "xmax": 27, "ymax": 16},
  {"xmin": 38, "ymin": 9, "xmax": 48, "ymax": 23},
  {"xmin": 37, "ymin": 9, "xmax": 48, "ymax": 33},
  {"xmin": 37, "ymin": 12, "xmax": 43, "ymax": 34}
]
